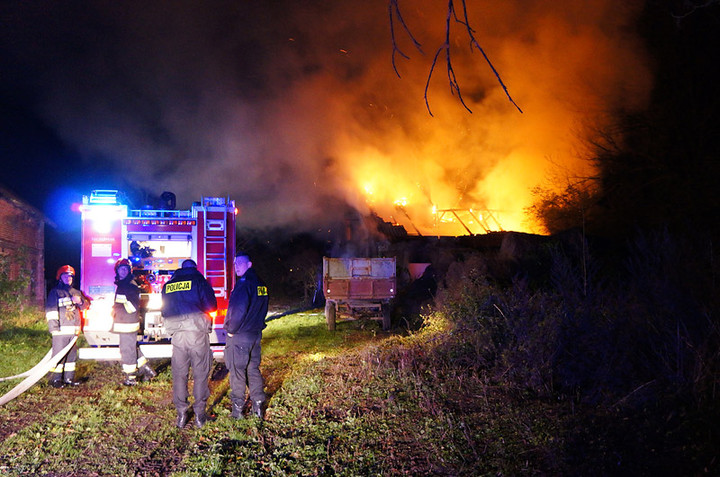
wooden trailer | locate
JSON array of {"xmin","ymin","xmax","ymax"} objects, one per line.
[{"xmin": 322, "ymin": 257, "xmax": 396, "ymax": 331}]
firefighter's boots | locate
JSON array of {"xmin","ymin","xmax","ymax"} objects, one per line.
[
  {"xmin": 139, "ymin": 364, "xmax": 157, "ymax": 381},
  {"xmin": 48, "ymin": 378, "xmax": 80, "ymax": 388}
]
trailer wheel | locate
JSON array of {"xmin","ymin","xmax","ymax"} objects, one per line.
[
  {"xmin": 382, "ymin": 303, "xmax": 391, "ymax": 331},
  {"xmin": 325, "ymin": 300, "xmax": 336, "ymax": 331}
]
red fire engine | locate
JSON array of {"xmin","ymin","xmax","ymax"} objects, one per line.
[{"xmin": 76, "ymin": 190, "xmax": 236, "ymax": 360}]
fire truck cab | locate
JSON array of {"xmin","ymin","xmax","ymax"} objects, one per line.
[{"xmin": 77, "ymin": 190, "xmax": 236, "ymax": 360}]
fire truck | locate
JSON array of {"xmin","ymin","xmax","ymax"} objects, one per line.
[{"xmin": 76, "ymin": 190, "xmax": 236, "ymax": 361}]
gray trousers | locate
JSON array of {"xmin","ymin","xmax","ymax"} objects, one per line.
[
  {"xmin": 49, "ymin": 334, "xmax": 77, "ymax": 382},
  {"xmin": 118, "ymin": 332, "xmax": 145, "ymax": 374},
  {"xmin": 171, "ymin": 331, "xmax": 212, "ymax": 417},
  {"xmin": 225, "ymin": 332, "xmax": 266, "ymax": 406}
]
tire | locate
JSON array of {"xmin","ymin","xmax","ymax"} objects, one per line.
[
  {"xmin": 325, "ymin": 300, "xmax": 336, "ymax": 331},
  {"xmin": 381, "ymin": 303, "xmax": 391, "ymax": 331}
]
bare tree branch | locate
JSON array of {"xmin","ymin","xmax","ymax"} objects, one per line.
[
  {"xmin": 424, "ymin": 1, "xmax": 471, "ymax": 116},
  {"xmin": 388, "ymin": 0, "xmax": 423, "ymax": 78},
  {"xmin": 455, "ymin": 0, "xmax": 523, "ymax": 114},
  {"xmin": 671, "ymin": 0, "xmax": 720, "ymax": 24},
  {"xmin": 390, "ymin": 0, "xmax": 523, "ymax": 116}
]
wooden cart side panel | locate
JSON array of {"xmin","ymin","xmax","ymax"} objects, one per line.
[
  {"xmin": 372, "ymin": 278, "xmax": 395, "ymax": 297},
  {"xmin": 325, "ymin": 258, "xmax": 351, "ymax": 278},
  {"xmin": 346, "ymin": 278, "xmax": 369, "ymax": 297},
  {"xmin": 323, "ymin": 257, "xmax": 396, "ymax": 279},
  {"xmin": 324, "ymin": 278, "xmax": 350, "ymax": 298},
  {"xmin": 371, "ymin": 259, "xmax": 396, "ymax": 278},
  {"xmin": 325, "ymin": 277, "xmax": 395, "ymax": 300}
]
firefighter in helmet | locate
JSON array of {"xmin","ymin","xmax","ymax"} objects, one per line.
[
  {"xmin": 45, "ymin": 265, "xmax": 89, "ymax": 388},
  {"xmin": 112, "ymin": 258, "xmax": 157, "ymax": 386}
]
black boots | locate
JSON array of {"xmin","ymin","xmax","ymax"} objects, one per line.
[
  {"xmin": 176, "ymin": 411, "xmax": 209, "ymax": 428},
  {"xmin": 231, "ymin": 401, "xmax": 264, "ymax": 420},
  {"xmin": 231, "ymin": 402, "xmax": 244, "ymax": 419},
  {"xmin": 194, "ymin": 413, "xmax": 208, "ymax": 428},
  {"xmin": 138, "ymin": 364, "xmax": 157, "ymax": 381},
  {"xmin": 122, "ymin": 364, "xmax": 155, "ymax": 385},
  {"xmin": 49, "ymin": 377, "xmax": 80, "ymax": 388},
  {"xmin": 176, "ymin": 411, "xmax": 188, "ymax": 429},
  {"xmin": 252, "ymin": 400, "xmax": 264, "ymax": 420}
]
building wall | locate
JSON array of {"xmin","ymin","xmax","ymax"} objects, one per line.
[{"xmin": 0, "ymin": 189, "xmax": 46, "ymax": 306}]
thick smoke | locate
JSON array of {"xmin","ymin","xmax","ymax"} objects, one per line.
[{"xmin": 2, "ymin": 0, "xmax": 651, "ymax": 234}]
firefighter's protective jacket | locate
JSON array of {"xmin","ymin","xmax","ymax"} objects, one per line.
[
  {"xmin": 161, "ymin": 267, "xmax": 217, "ymax": 335},
  {"xmin": 45, "ymin": 282, "xmax": 88, "ymax": 336},
  {"xmin": 225, "ymin": 268, "xmax": 268, "ymax": 334},
  {"xmin": 112, "ymin": 275, "xmax": 141, "ymax": 333}
]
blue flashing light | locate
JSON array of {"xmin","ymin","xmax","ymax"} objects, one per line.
[
  {"xmin": 203, "ymin": 197, "xmax": 226, "ymax": 206},
  {"xmin": 88, "ymin": 190, "xmax": 120, "ymax": 205}
]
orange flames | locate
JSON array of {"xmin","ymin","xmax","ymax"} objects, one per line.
[{"xmin": 317, "ymin": 0, "xmax": 653, "ymax": 236}]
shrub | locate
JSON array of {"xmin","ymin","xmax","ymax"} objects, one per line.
[
  {"xmin": 431, "ymin": 229, "xmax": 720, "ymax": 410},
  {"xmin": 0, "ymin": 250, "xmax": 36, "ymax": 330}
]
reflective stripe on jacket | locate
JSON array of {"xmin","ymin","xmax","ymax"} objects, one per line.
[
  {"xmin": 45, "ymin": 282, "xmax": 88, "ymax": 335},
  {"xmin": 112, "ymin": 276, "xmax": 141, "ymax": 333}
]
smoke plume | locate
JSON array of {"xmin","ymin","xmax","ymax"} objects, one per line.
[{"xmin": 2, "ymin": 0, "xmax": 651, "ymax": 234}]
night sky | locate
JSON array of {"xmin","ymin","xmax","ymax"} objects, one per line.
[{"xmin": 1, "ymin": 1, "xmax": 713, "ymax": 275}]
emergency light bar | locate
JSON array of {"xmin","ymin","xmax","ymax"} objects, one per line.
[
  {"xmin": 86, "ymin": 190, "xmax": 120, "ymax": 205},
  {"xmin": 203, "ymin": 197, "xmax": 227, "ymax": 206}
]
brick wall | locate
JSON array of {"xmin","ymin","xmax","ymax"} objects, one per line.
[{"xmin": 0, "ymin": 189, "xmax": 46, "ymax": 306}]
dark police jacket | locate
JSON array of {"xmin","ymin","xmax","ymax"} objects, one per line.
[
  {"xmin": 225, "ymin": 268, "xmax": 269, "ymax": 334},
  {"xmin": 161, "ymin": 267, "xmax": 217, "ymax": 335}
]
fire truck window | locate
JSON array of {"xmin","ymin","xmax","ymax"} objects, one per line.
[{"xmin": 128, "ymin": 240, "xmax": 192, "ymax": 271}]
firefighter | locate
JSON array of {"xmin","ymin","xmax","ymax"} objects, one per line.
[
  {"xmin": 161, "ymin": 259, "xmax": 217, "ymax": 429},
  {"xmin": 224, "ymin": 252, "xmax": 269, "ymax": 420},
  {"xmin": 45, "ymin": 265, "xmax": 89, "ymax": 388},
  {"xmin": 112, "ymin": 259, "xmax": 157, "ymax": 386}
]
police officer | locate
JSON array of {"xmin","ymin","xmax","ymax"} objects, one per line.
[
  {"xmin": 45, "ymin": 265, "xmax": 89, "ymax": 388},
  {"xmin": 224, "ymin": 252, "xmax": 269, "ymax": 420},
  {"xmin": 161, "ymin": 259, "xmax": 217, "ymax": 429},
  {"xmin": 112, "ymin": 259, "xmax": 156, "ymax": 386}
]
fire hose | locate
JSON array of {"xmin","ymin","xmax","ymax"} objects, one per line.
[{"xmin": 0, "ymin": 336, "xmax": 79, "ymax": 406}]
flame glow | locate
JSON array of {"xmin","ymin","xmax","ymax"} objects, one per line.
[{"xmin": 7, "ymin": 1, "xmax": 653, "ymax": 236}]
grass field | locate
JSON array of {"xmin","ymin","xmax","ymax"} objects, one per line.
[{"xmin": 2, "ymin": 306, "xmax": 717, "ymax": 475}]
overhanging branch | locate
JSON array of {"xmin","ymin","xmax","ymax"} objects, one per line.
[{"xmin": 390, "ymin": 0, "xmax": 523, "ymax": 116}]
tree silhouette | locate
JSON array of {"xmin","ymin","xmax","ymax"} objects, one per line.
[{"xmin": 531, "ymin": 2, "xmax": 720, "ymax": 239}]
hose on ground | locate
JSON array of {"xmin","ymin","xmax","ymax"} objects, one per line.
[{"xmin": 0, "ymin": 336, "xmax": 78, "ymax": 406}]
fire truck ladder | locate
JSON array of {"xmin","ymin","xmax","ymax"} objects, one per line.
[{"xmin": 202, "ymin": 197, "xmax": 229, "ymax": 298}]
